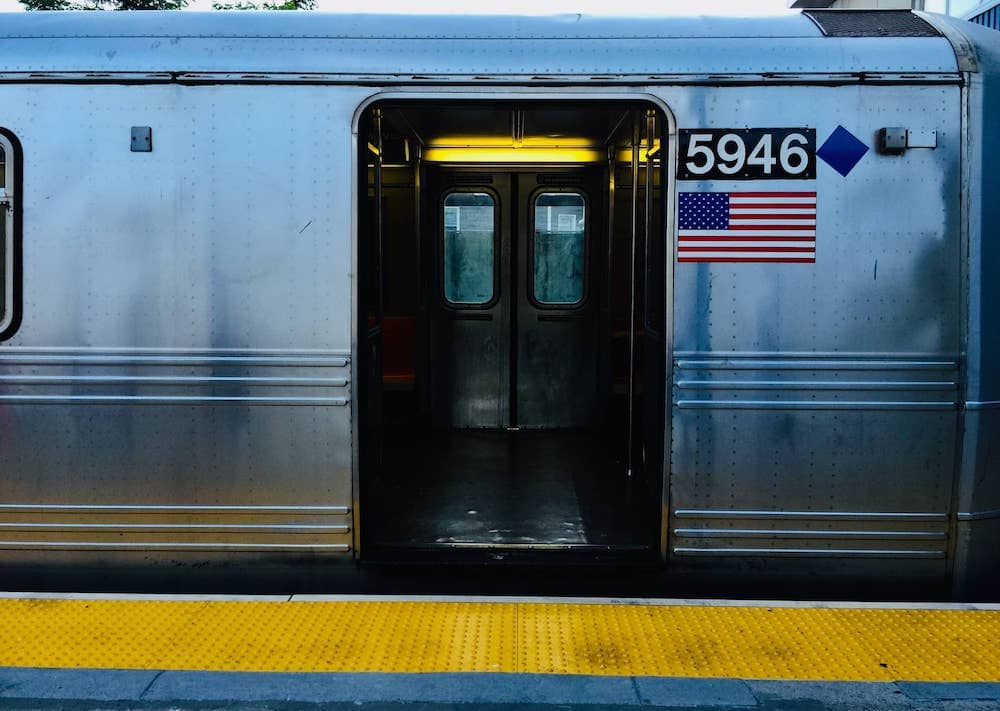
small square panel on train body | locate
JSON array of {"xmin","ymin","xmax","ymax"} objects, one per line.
[{"xmin": 130, "ymin": 126, "xmax": 152, "ymax": 153}]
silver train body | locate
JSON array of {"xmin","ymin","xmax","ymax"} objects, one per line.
[{"xmin": 0, "ymin": 9, "xmax": 996, "ymax": 597}]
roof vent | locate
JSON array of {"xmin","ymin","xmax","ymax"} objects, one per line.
[{"xmin": 804, "ymin": 10, "xmax": 941, "ymax": 38}]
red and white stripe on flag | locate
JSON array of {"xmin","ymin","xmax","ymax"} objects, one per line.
[{"xmin": 677, "ymin": 191, "xmax": 816, "ymax": 263}]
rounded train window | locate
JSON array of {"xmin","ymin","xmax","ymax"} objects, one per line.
[
  {"xmin": 0, "ymin": 132, "xmax": 16, "ymax": 339},
  {"xmin": 532, "ymin": 192, "xmax": 586, "ymax": 306},
  {"xmin": 442, "ymin": 192, "xmax": 496, "ymax": 306}
]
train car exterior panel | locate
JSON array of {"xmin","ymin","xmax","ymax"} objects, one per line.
[
  {"xmin": 657, "ymin": 82, "xmax": 962, "ymax": 571},
  {"xmin": 0, "ymin": 84, "xmax": 369, "ymax": 558}
]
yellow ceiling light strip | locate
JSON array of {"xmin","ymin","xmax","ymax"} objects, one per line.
[
  {"xmin": 423, "ymin": 146, "xmax": 605, "ymax": 164},
  {"xmin": 422, "ymin": 135, "xmax": 606, "ymax": 163},
  {"xmin": 426, "ymin": 135, "xmax": 598, "ymax": 148}
]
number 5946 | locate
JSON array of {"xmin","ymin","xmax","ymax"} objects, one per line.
[{"xmin": 678, "ymin": 128, "xmax": 816, "ymax": 180}]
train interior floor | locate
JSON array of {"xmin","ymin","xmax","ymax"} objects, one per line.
[{"xmin": 366, "ymin": 428, "xmax": 658, "ymax": 554}]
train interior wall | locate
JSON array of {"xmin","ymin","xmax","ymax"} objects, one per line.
[{"xmin": 357, "ymin": 102, "xmax": 667, "ymax": 560}]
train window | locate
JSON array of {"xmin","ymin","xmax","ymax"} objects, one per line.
[
  {"xmin": 532, "ymin": 192, "xmax": 585, "ymax": 305},
  {"xmin": 442, "ymin": 192, "xmax": 495, "ymax": 305},
  {"xmin": 0, "ymin": 133, "xmax": 14, "ymax": 338}
]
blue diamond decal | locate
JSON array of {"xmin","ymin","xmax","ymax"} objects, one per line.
[{"xmin": 817, "ymin": 125, "xmax": 869, "ymax": 177}]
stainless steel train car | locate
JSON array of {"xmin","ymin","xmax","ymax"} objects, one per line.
[{"xmin": 0, "ymin": 8, "xmax": 996, "ymax": 598}]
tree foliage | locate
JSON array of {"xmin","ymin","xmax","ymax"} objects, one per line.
[
  {"xmin": 21, "ymin": 0, "xmax": 317, "ymax": 11},
  {"xmin": 21, "ymin": 0, "xmax": 187, "ymax": 9},
  {"xmin": 212, "ymin": 0, "xmax": 315, "ymax": 9}
]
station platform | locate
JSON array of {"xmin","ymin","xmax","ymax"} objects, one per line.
[{"xmin": 0, "ymin": 593, "xmax": 998, "ymax": 709}]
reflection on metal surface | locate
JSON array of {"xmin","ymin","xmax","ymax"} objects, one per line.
[
  {"xmin": 0, "ymin": 375, "xmax": 349, "ymax": 386},
  {"xmin": 0, "ymin": 346, "xmax": 354, "ymax": 557},
  {"xmin": 0, "ymin": 524, "xmax": 351, "ymax": 532},
  {"xmin": 0, "ymin": 504, "xmax": 354, "ymax": 552},
  {"xmin": 676, "ymin": 400, "xmax": 955, "ymax": 410},
  {"xmin": 0, "ymin": 395, "xmax": 348, "ymax": 405},
  {"xmin": 675, "ymin": 357, "xmax": 958, "ymax": 371},
  {"xmin": 676, "ymin": 380, "xmax": 956, "ymax": 390},
  {"xmin": 0, "ymin": 542, "xmax": 352, "ymax": 550},
  {"xmin": 0, "ymin": 349, "xmax": 349, "ymax": 367},
  {"xmin": 673, "ymin": 528, "xmax": 946, "ymax": 539},
  {"xmin": 674, "ymin": 510, "xmax": 947, "ymax": 520},
  {"xmin": 957, "ymin": 509, "xmax": 1000, "ymax": 522},
  {"xmin": 0, "ymin": 349, "xmax": 352, "ymax": 405},
  {"xmin": 0, "ymin": 505, "xmax": 351, "ymax": 514},
  {"xmin": 966, "ymin": 401, "xmax": 1000, "ymax": 410},
  {"xmin": 671, "ymin": 509, "xmax": 949, "ymax": 558},
  {"xmin": 674, "ymin": 355, "xmax": 958, "ymax": 411},
  {"xmin": 673, "ymin": 547, "xmax": 946, "ymax": 558}
]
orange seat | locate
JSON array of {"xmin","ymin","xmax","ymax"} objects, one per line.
[{"xmin": 382, "ymin": 316, "xmax": 416, "ymax": 386}]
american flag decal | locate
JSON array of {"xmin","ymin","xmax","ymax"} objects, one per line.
[{"xmin": 678, "ymin": 191, "xmax": 817, "ymax": 263}]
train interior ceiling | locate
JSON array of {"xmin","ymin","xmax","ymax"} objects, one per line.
[{"xmin": 358, "ymin": 101, "xmax": 667, "ymax": 560}]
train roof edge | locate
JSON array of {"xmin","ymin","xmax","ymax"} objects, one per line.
[{"xmin": 0, "ymin": 9, "xmax": 990, "ymax": 77}]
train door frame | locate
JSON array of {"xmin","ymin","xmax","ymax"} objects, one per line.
[{"xmin": 351, "ymin": 92, "xmax": 678, "ymax": 561}]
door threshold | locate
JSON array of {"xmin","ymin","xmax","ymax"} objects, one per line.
[
  {"xmin": 362, "ymin": 542, "xmax": 660, "ymax": 567},
  {"xmin": 402, "ymin": 542, "xmax": 650, "ymax": 551}
]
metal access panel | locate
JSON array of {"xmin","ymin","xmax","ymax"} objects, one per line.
[{"xmin": 658, "ymin": 82, "xmax": 962, "ymax": 575}]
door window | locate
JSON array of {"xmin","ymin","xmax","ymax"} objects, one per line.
[
  {"xmin": 0, "ymin": 132, "xmax": 17, "ymax": 339},
  {"xmin": 442, "ymin": 192, "xmax": 495, "ymax": 305},
  {"xmin": 0, "ymin": 142, "xmax": 6, "ymax": 326},
  {"xmin": 532, "ymin": 192, "xmax": 586, "ymax": 305}
]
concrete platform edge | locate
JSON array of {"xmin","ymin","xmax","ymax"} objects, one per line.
[{"xmin": 1, "ymin": 668, "xmax": 1000, "ymax": 708}]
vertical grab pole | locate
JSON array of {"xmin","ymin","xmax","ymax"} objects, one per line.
[
  {"xmin": 372, "ymin": 108, "xmax": 385, "ymax": 493},
  {"xmin": 626, "ymin": 112, "xmax": 640, "ymax": 478},
  {"xmin": 644, "ymin": 110, "xmax": 655, "ymax": 313},
  {"xmin": 374, "ymin": 108, "xmax": 384, "ymax": 324},
  {"xmin": 640, "ymin": 110, "xmax": 655, "ymax": 479}
]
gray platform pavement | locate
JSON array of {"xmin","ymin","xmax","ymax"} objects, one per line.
[{"xmin": 1, "ymin": 668, "xmax": 999, "ymax": 710}]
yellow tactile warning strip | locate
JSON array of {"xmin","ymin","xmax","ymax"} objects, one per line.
[{"xmin": 0, "ymin": 598, "xmax": 998, "ymax": 681}]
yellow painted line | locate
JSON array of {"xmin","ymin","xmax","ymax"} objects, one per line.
[{"xmin": 0, "ymin": 598, "xmax": 998, "ymax": 681}]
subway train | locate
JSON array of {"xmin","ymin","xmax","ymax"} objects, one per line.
[{"xmin": 0, "ymin": 8, "xmax": 997, "ymax": 598}]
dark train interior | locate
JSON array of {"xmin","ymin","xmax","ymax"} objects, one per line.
[{"xmin": 357, "ymin": 101, "xmax": 667, "ymax": 561}]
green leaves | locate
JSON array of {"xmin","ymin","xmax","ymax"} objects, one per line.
[
  {"xmin": 18, "ymin": 0, "xmax": 318, "ymax": 10},
  {"xmin": 22, "ymin": 0, "xmax": 188, "ymax": 9},
  {"xmin": 211, "ymin": 0, "xmax": 316, "ymax": 9}
]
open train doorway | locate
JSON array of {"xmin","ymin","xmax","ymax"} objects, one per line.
[{"xmin": 357, "ymin": 100, "xmax": 669, "ymax": 561}]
